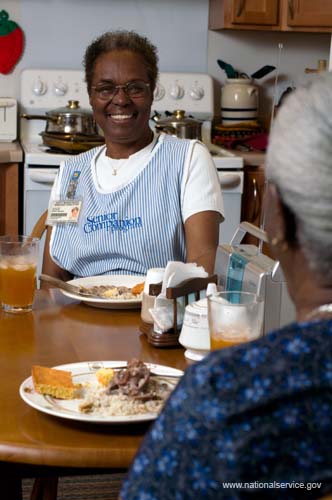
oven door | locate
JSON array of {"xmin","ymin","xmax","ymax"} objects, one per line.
[
  {"xmin": 218, "ymin": 170, "xmax": 244, "ymax": 244},
  {"xmin": 24, "ymin": 166, "xmax": 58, "ymax": 233}
]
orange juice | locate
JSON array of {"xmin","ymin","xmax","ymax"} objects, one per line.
[
  {"xmin": 210, "ymin": 334, "xmax": 249, "ymax": 350},
  {"xmin": 0, "ymin": 262, "xmax": 36, "ymax": 308},
  {"xmin": 210, "ymin": 327, "xmax": 252, "ymax": 350}
]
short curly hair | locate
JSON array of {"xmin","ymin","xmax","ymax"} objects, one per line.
[{"xmin": 83, "ymin": 30, "xmax": 159, "ymax": 95}]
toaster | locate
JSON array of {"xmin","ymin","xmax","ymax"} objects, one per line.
[
  {"xmin": 0, "ymin": 98, "xmax": 17, "ymax": 142},
  {"xmin": 215, "ymin": 221, "xmax": 296, "ymax": 334}
]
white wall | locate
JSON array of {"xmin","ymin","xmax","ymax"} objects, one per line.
[
  {"xmin": 0, "ymin": 0, "xmax": 331, "ymax": 121},
  {"xmin": 208, "ymin": 30, "xmax": 331, "ymax": 120},
  {"xmin": 0, "ymin": 0, "xmax": 209, "ymax": 99}
]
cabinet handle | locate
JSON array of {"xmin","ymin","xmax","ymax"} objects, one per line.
[
  {"xmin": 288, "ymin": 0, "xmax": 294, "ymax": 20},
  {"xmin": 250, "ymin": 177, "xmax": 261, "ymax": 222},
  {"xmin": 236, "ymin": 0, "xmax": 245, "ymax": 18}
]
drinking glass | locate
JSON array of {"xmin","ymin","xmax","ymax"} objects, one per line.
[
  {"xmin": 208, "ymin": 291, "xmax": 264, "ymax": 350},
  {"xmin": 0, "ymin": 235, "xmax": 39, "ymax": 313}
]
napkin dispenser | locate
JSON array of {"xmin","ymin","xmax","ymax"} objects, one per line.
[
  {"xmin": 214, "ymin": 222, "xmax": 296, "ymax": 334},
  {"xmin": 0, "ymin": 98, "xmax": 17, "ymax": 141}
]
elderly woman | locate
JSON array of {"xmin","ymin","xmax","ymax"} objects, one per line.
[
  {"xmin": 120, "ymin": 75, "xmax": 332, "ymax": 498},
  {"xmin": 41, "ymin": 30, "xmax": 223, "ymax": 281}
]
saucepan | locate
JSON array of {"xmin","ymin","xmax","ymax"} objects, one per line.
[
  {"xmin": 21, "ymin": 100, "xmax": 99, "ymax": 136},
  {"xmin": 39, "ymin": 131, "xmax": 105, "ymax": 153},
  {"xmin": 152, "ymin": 110, "xmax": 202, "ymax": 140}
]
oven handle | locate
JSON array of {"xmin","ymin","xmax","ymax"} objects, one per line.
[
  {"xmin": 219, "ymin": 172, "xmax": 242, "ymax": 189},
  {"xmin": 29, "ymin": 170, "xmax": 57, "ymax": 184}
]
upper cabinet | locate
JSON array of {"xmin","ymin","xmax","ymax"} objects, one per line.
[{"xmin": 209, "ymin": 0, "xmax": 332, "ymax": 32}]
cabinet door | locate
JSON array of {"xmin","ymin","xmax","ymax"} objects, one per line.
[
  {"xmin": 0, "ymin": 163, "xmax": 19, "ymax": 235},
  {"xmin": 287, "ymin": 0, "xmax": 332, "ymax": 27},
  {"xmin": 241, "ymin": 166, "xmax": 272, "ymax": 255},
  {"xmin": 232, "ymin": 0, "xmax": 279, "ymax": 25},
  {"xmin": 241, "ymin": 167, "xmax": 265, "ymax": 228},
  {"xmin": 209, "ymin": 0, "xmax": 280, "ymax": 30}
]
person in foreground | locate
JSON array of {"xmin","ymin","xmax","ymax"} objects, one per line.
[
  {"xmin": 120, "ymin": 75, "xmax": 332, "ymax": 499},
  {"xmin": 41, "ymin": 30, "xmax": 223, "ymax": 282}
]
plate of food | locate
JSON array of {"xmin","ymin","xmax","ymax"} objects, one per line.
[
  {"xmin": 19, "ymin": 359, "xmax": 183, "ymax": 424},
  {"xmin": 60, "ymin": 275, "xmax": 145, "ymax": 309}
]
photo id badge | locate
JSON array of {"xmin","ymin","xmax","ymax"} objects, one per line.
[{"xmin": 47, "ymin": 200, "xmax": 82, "ymax": 224}]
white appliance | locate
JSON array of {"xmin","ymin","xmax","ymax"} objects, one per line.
[
  {"xmin": 0, "ymin": 98, "xmax": 17, "ymax": 141},
  {"xmin": 214, "ymin": 222, "xmax": 296, "ymax": 334},
  {"xmin": 20, "ymin": 69, "xmax": 244, "ymax": 278}
]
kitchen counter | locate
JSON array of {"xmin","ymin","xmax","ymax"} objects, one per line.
[{"xmin": 0, "ymin": 141, "xmax": 23, "ymax": 163}]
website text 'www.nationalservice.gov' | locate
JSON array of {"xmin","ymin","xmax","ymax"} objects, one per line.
[{"xmin": 221, "ymin": 481, "xmax": 322, "ymax": 492}]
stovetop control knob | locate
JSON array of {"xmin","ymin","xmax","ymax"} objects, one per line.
[
  {"xmin": 153, "ymin": 83, "xmax": 165, "ymax": 101},
  {"xmin": 190, "ymin": 85, "xmax": 204, "ymax": 100},
  {"xmin": 169, "ymin": 83, "xmax": 184, "ymax": 100},
  {"xmin": 32, "ymin": 78, "xmax": 47, "ymax": 96},
  {"xmin": 53, "ymin": 81, "xmax": 68, "ymax": 97}
]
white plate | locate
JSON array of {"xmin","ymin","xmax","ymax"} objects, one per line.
[
  {"xmin": 61, "ymin": 275, "xmax": 144, "ymax": 309},
  {"xmin": 19, "ymin": 361, "xmax": 183, "ymax": 424}
]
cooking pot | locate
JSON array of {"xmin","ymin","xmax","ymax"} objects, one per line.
[
  {"xmin": 40, "ymin": 131, "xmax": 105, "ymax": 154},
  {"xmin": 153, "ymin": 110, "xmax": 202, "ymax": 140},
  {"xmin": 21, "ymin": 100, "xmax": 99, "ymax": 136}
]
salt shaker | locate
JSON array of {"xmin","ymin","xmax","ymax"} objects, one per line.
[{"xmin": 141, "ymin": 268, "xmax": 165, "ymax": 324}]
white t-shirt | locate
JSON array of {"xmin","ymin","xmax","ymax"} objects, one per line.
[{"xmin": 50, "ymin": 132, "xmax": 224, "ymax": 223}]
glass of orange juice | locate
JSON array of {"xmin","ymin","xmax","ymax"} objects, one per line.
[
  {"xmin": 207, "ymin": 291, "xmax": 264, "ymax": 350},
  {"xmin": 0, "ymin": 235, "xmax": 39, "ymax": 313}
]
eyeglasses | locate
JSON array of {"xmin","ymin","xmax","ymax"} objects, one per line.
[{"xmin": 91, "ymin": 80, "xmax": 150, "ymax": 101}]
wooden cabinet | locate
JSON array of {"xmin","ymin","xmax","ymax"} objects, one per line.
[
  {"xmin": 241, "ymin": 164, "xmax": 266, "ymax": 230},
  {"xmin": 0, "ymin": 163, "xmax": 19, "ymax": 235},
  {"xmin": 217, "ymin": 0, "xmax": 280, "ymax": 28},
  {"xmin": 287, "ymin": 1, "xmax": 332, "ymax": 28},
  {"xmin": 209, "ymin": 0, "xmax": 332, "ymax": 32},
  {"xmin": 240, "ymin": 164, "xmax": 272, "ymax": 255}
]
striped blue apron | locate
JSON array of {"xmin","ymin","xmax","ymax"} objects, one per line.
[{"xmin": 50, "ymin": 134, "xmax": 191, "ymax": 277}]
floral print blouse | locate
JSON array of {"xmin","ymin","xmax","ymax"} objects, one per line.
[{"xmin": 121, "ymin": 319, "xmax": 332, "ymax": 499}]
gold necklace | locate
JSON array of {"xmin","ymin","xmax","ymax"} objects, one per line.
[
  {"xmin": 305, "ymin": 304, "xmax": 332, "ymax": 321},
  {"xmin": 110, "ymin": 159, "xmax": 121, "ymax": 176},
  {"xmin": 109, "ymin": 131, "xmax": 155, "ymax": 176}
]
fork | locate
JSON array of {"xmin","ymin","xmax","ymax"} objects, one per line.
[
  {"xmin": 39, "ymin": 274, "xmax": 108, "ymax": 299},
  {"xmin": 87, "ymin": 362, "xmax": 184, "ymax": 378}
]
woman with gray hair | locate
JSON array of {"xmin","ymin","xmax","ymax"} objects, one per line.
[
  {"xmin": 120, "ymin": 75, "xmax": 332, "ymax": 499},
  {"xmin": 265, "ymin": 75, "xmax": 332, "ymax": 316}
]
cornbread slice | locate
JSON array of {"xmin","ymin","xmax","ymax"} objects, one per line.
[
  {"xmin": 32, "ymin": 365, "xmax": 80, "ymax": 399},
  {"xmin": 96, "ymin": 367, "xmax": 115, "ymax": 387}
]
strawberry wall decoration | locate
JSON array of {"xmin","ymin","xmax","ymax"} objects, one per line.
[{"xmin": 0, "ymin": 10, "xmax": 24, "ymax": 74}]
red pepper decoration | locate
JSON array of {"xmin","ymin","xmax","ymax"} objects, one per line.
[{"xmin": 0, "ymin": 10, "xmax": 24, "ymax": 74}]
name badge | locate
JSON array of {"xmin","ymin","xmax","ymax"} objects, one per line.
[{"xmin": 47, "ymin": 200, "xmax": 82, "ymax": 224}]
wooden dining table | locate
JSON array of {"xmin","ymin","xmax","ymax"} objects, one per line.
[{"xmin": 0, "ymin": 288, "xmax": 189, "ymax": 499}]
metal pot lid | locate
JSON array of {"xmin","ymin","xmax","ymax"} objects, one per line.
[
  {"xmin": 156, "ymin": 110, "xmax": 202, "ymax": 128},
  {"xmin": 46, "ymin": 100, "xmax": 93, "ymax": 118}
]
